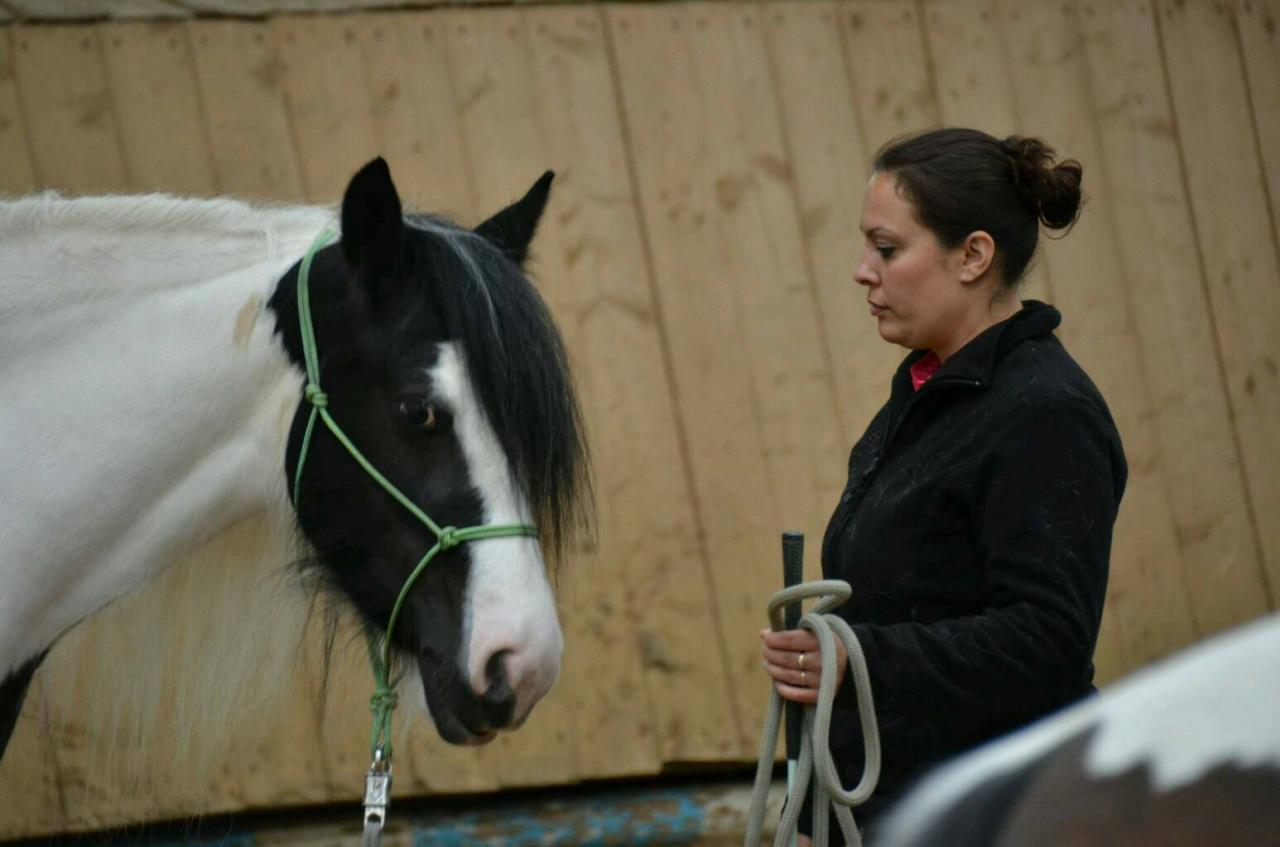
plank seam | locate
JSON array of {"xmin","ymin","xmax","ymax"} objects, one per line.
[
  {"xmin": 437, "ymin": 10, "xmax": 482, "ymax": 222},
  {"xmin": 95, "ymin": 25, "xmax": 135, "ymax": 190},
  {"xmin": 705, "ymin": 2, "xmax": 801, "ymax": 759},
  {"xmin": 992, "ymin": 0, "xmax": 1056, "ymax": 303},
  {"xmin": 912, "ymin": 0, "xmax": 942, "ymax": 127},
  {"xmin": 760, "ymin": 0, "xmax": 853, "ymax": 442},
  {"xmin": 272, "ymin": 19, "xmax": 313, "ymax": 202},
  {"xmin": 182, "ymin": 20, "xmax": 223, "ymax": 195},
  {"xmin": 0, "ymin": 25, "xmax": 36, "ymax": 191},
  {"xmin": 37, "ymin": 675, "xmax": 70, "ymax": 827},
  {"xmin": 1227, "ymin": 0, "xmax": 1280, "ymax": 325},
  {"xmin": 833, "ymin": 0, "xmax": 871, "ymax": 161},
  {"xmin": 7, "ymin": 25, "xmax": 44, "ymax": 188}
]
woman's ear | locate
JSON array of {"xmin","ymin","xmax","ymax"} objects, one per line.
[{"xmin": 959, "ymin": 230, "xmax": 996, "ymax": 284}]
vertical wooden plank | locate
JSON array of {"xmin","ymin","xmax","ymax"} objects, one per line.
[
  {"xmin": 840, "ymin": 0, "xmax": 939, "ymax": 152},
  {"xmin": 10, "ymin": 24, "xmax": 127, "ymax": 193},
  {"xmin": 348, "ymin": 10, "xmax": 500, "ymax": 797},
  {"xmin": 188, "ymin": 19, "xmax": 305, "ymax": 201},
  {"xmin": 6, "ymin": 24, "xmax": 130, "ymax": 830},
  {"xmin": 99, "ymin": 21, "xmax": 217, "ymax": 195},
  {"xmin": 527, "ymin": 4, "xmax": 735, "ymax": 766},
  {"xmin": 1000, "ymin": 0, "xmax": 1199, "ymax": 675},
  {"xmin": 0, "ymin": 28, "xmax": 37, "ymax": 194},
  {"xmin": 1079, "ymin": 0, "xmax": 1270, "ymax": 638},
  {"xmin": 269, "ymin": 17, "xmax": 379, "ymax": 801},
  {"xmin": 1158, "ymin": 0, "xmax": 1280, "ymax": 606},
  {"xmin": 609, "ymin": 0, "xmax": 848, "ymax": 752},
  {"xmin": 920, "ymin": 0, "xmax": 1018, "ymax": 137},
  {"xmin": 38, "ymin": 586, "xmax": 185, "ymax": 831},
  {"xmin": 920, "ymin": 0, "xmax": 1053, "ymax": 305},
  {"xmin": 608, "ymin": 2, "xmax": 767, "ymax": 756},
  {"xmin": 0, "ymin": 679, "xmax": 63, "ymax": 838},
  {"xmin": 1233, "ymin": 0, "xmax": 1280, "ymax": 252},
  {"xmin": 25, "ymin": 645, "xmax": 94, "ymax": 832},
  {"xmin": 763, "ymin": 1, "xmax": 902, "ymax": 450},
  {"xmin": 273, "ymin": 13, "xmax": 379, "ymax": 203},
  {"xmin": 354, "ymin": 12, "xmax": 476, "ymax": 217},
  {"xmin": 699, "ymin": 0, "xmax": 848, "ymax": 611},
  {"xmin": 436, "ymin": 7, "xmax": 536, "ymax": 223},
  {"xmin": 185, "ymin": 17, "xmax": 332, "ymax": 818},
  {"xmin": 271, "ymin": 12, "xmax": 468, "ymax": 802},
  {"xmin": 439, "ymin": 7, "xmax": 588, "ymax": 786}
]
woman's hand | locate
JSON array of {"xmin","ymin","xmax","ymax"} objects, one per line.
[{"xmin": 761, "ymin": 628, "xmax": 847, "ymax": 705}]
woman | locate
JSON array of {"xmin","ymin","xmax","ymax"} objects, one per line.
[{"xmin": 760, "ymin": 128, "xmax": 1127, "ymax": 840}]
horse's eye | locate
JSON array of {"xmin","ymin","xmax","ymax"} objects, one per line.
[{"xmin": 398, "ymin": 399, "xmax": 438, "ymax": 430}]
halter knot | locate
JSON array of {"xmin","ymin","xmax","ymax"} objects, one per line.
[
  {"xmin": 437, "ymin": 526, "xmax": 460, "ymax": 551},
  {"xmin": 369, "ymin": 686, "xmax": 399, "ymax": 715},
  {"xmin": 305, "ymin": 384, "xmax": 329, "ymax": 407}
]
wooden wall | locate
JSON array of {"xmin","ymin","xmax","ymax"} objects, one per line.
[{"xmin": 2, "ymin": 0, "xmax": 1278, "ymax": 836}]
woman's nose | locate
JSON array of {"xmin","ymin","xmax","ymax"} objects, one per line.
[{"xmin": 853, "ymin": 251, "xmax": 876, "ymax": 288}]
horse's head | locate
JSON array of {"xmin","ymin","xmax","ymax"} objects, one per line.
[{"xmin": 270, "ymin": 159, "xmax": 588, "ymax": 745}]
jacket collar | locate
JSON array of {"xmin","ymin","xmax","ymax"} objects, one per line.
[{"xmin": 893, "ymin": 300, "xmax": 1062, "ymax": 390}]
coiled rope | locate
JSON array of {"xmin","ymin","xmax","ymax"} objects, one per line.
[{"xmin": 744, "ymin": 580, "xmax": 881, "ymax": 847}]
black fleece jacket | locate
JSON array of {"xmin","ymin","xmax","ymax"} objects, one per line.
[{"xmin": 816, "ymin": 300, "xmax": 1127, "ymax": 825}]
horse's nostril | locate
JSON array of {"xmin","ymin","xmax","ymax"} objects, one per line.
[
  {"xmin": 485, "ymin": 650, "xmax": 509, "ymax": 688},
  {"xmin": 481, "ymin": 650, "xmax": 516, "ymax": 726}
]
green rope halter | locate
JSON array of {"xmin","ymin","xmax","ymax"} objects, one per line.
[{"xmin": 292, "ymin": 228, "xmax": 539, "ymax": 763}]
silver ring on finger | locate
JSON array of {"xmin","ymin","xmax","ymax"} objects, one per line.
[{"xmin": 798, "ymin": 652, "xmax": 806, "ymax": 671}]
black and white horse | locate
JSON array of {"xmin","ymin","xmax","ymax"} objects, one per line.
[
  {"xmin": 875, "ymin": 612, "xmax": 1280, "ymax": 845},
  {"xmin": 0, "ymin": 159, "xmax": 589, "ymax": 760}
]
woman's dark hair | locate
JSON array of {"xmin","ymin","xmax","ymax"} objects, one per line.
[{"xmin": 872, "ymin": 127, "xmax": 1083, "ymax": 288}]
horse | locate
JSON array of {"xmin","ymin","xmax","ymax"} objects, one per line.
[
  {"xmin": 0, "ymin": 158, "xmax": 590, "ymax": 766},
  {"xmin": 872, "ymin": 611, "xmax": 1280, "ymax": 845}
]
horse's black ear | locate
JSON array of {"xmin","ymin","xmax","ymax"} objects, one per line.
[
  {"xmin": 475, "ymin": 171, "xmax": 554, "ymax": 266},
  {"xmin": 341, "ymin": 157, "xmax": 403, "ymax": 283}
]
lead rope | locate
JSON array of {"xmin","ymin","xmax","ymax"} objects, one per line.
[
  {"xmin": 291, "ymin": 229, "xmax": 539, "ymax": 847},
  {"xmin": 744, "ymin": 580, "xmax": 882, "ymax": 847}
]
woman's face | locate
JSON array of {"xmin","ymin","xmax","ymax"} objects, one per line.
[{"xmin": 855, "ymin": 172, "xmax": 973, "ymax": 356}]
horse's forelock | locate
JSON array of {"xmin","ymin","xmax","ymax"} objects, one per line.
[{"xmin": 403, "ymin": 216, "xmax": 592, "ymax": 568}]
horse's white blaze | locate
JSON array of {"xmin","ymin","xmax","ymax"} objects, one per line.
[
  {"xmin": 877, "ymin": 612, "xmax": 1280, "ymax": 846},
  {"xmin": 429, "ymin": 343, "xmax": 563, "ymax": 722},
  {"xmin": 0, "ymin": 193, "xmax": 329, "ymax": 681}
]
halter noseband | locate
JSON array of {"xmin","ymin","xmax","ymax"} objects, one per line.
[{"xmin": 291, "ymin": 228, "xmax": 538, "ymax": 775}]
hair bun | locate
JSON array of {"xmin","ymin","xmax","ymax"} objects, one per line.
[{"xmin": 1001, "ymin": 135, "xmax": 1083, "ymax": 230}]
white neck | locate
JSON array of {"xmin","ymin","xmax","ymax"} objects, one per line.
[{"xmin": 0, "ymin": 193, "xmax": 332, "ymax": 678}]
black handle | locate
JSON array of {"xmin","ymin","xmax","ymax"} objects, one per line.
[{"xmin": 782, "ymin": 532, "xmax": 803, "ymax": 764}]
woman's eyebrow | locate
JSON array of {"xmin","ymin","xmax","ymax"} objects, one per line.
[{"xmin": 861, "ymin": 225, "xmax": 898, "ymax": 238}]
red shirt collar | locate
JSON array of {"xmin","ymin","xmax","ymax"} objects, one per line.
[{"xmin": 910, "ymin": 352, "xmax": 942, "ymax": 391}]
